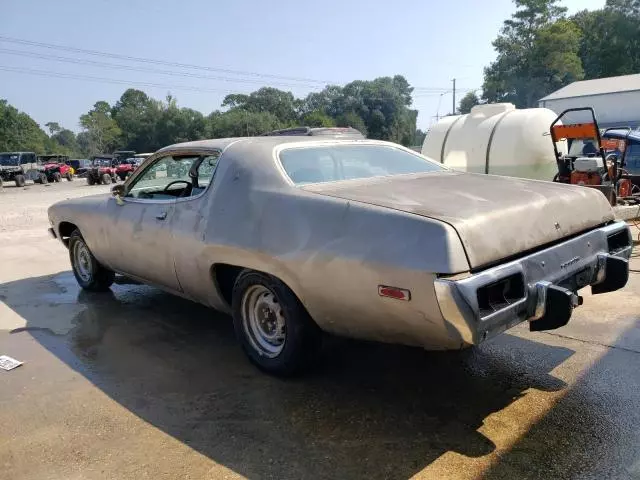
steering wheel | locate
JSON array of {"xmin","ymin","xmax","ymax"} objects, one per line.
[{"xmin": 163, "ymin": 180, "xmax": 192, "ymax": 196}]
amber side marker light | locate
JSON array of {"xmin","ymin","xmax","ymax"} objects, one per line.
[{"xmin": 378, "ymin": 285, "xmax": 411, "ymax": 301}]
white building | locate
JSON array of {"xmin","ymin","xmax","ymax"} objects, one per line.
[{"xmin": 539, "ymin": 73, "xmax": 640, "ymax": 129}]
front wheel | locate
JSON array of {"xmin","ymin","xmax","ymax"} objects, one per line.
[
  {"xmin": 87, "ymin": 175, "xmax": 95, "ymax": 186},
  {"xmin": 68, "ymin": 230, "xmax": 115, "ymax": 291},
  {"xmin": 15, "ymin": 174, "xmax": 26, "ymax": 187},
  {"xmin": 53, "ymin": 172, "xmax": 62, "ymax": 182},
  {"xmin": 101, "ymin": 173, "xmax": 111, "ymax": 185},
  {"xmin": 66, "ymin": 171, "xmax": 73, "ymax": 181},
  {"xmin": 232, "ymin": 271, "xmax": 321, "ymax": 376}
]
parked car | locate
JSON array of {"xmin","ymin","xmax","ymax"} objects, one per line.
[
  {"xmin": 115, "ymin": 153, "xmax": 152, "ymax": 181},
  {"xmin": 37, "ymin": 154, "xmax": 74, "ymax": 182},
  {"xmin": 0, "ymin": 151, "xmax": 41, "ymax": 187},
  {"xmin": 601, "ymin": 127, "xmax": 640, "ymax": 195},
  {"xmin": 86, "ymin": 156, "xmax": 118, "ymax": 185},
  {"xmin": 47, "ymin": 137, "xmax": 632, "ymax": 375},
  {"xmin": 71, "ymin": 159, "xmax": 92, "ymax": 177}
]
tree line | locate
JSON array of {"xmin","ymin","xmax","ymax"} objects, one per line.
[
  {"xmin": 459, "ymin": 0, "xmax": 640, "ymax": 113},
  {"xmin": 1, "ymin": 75, "xmax": 425, "ymax": 157}
]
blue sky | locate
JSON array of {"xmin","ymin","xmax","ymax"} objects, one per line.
[{"xmin": 1, "ymin": 0, "xmax": 605, "ymax": 133}]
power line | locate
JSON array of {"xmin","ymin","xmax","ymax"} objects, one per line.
[
  {"xmin": 0, "ymin": 48, "xmax": 472, "ymax": 97},
  {"xmin": 0, "ymin": 65, "xmax": 444, "ymax": 102},
  {"xmin": 0, "ymin": 48, "xmax": 327, "ymax": 89},
  {"xmin": 0, "ymin": 65, "xmax": 244, "ymax": 94},
  {"xmin": 0, "ymin": 35, "xmax": 476, "ymax": 94},
  {"xmin": 0, "ymin": 35, "xmax": 335, "ymax": 85}
]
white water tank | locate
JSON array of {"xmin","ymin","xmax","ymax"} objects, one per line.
[{"xmin": 422, "ymin": 103, "xmax": 567, "ymax": 181}]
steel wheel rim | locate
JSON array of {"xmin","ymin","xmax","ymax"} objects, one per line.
[
  {"xmin": 73, "ymin": 240, "xmax": 93, "ymax": 283},
  {"xmin": 241, "ymin": 285, "xmax": 286, "ymax": 358}
]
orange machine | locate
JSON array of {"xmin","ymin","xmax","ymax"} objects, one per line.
[{"xmin": 550, "ymin": 107, "xmax": 616, "ymax": 204}]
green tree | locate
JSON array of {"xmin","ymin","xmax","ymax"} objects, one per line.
[
  {"xmin": 210, "ymin": 109, "xmax": 282, "ymax": 138},
  {"xmin": 572, "ymin": 4, "xmax": 640, "ymax": 79},
  {"xmin": 51, "ymin": 129, "xmax": 79, "ymax": 153},
  {"xmin": 221, "ymin": 87, "xmax": 300, "ymax": 124},
  {"xmin": 111, "ymin": 89, "xmax": 161, "ymax": 152},
  {"xmin": 0, "ymin": 99, "xmax": 49, "ymax": 152},
  {"xmin": 45, "ymin": 121, "xmax": 62, "ymax": 136},
  {"xmin": 330, "ymin": 75, "xmax": 416, "ymax": 143},
  {"xmin": 458, "ymin": 91, "xmax": 480, "ymax": 114},
  {"xmin": 154, "ymin": 96, "xmax": 207, "ymax": 147},
  {"xmin": 79, "ymin": 101, "xmax": 121, "ymax": 155},
  {"xmin": 300, "ymin": 86, "xmax": 343, "ymax": 116},
  {"xmin": 301, "ymin": 110, "xmax": 336, "ymax": 127},
  {"xmin": 413, "ymin": 129, "xmax": 427, "ymax": 147},
  {"xmin": 482, "ymin": 0, "xmax": 583, "ymax": 107},
  {"xmin": 335, "ymin": 111, "xmax": 368, "ymax": 137}
]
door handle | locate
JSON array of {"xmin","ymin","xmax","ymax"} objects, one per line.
[{"xmin": 156, "ymin": 211, "xmax": 167, "ymax": 220}]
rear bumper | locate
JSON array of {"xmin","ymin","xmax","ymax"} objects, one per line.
[{"xmin": 434, "ymin": 221, "xmax": 632, "ymax": 345}]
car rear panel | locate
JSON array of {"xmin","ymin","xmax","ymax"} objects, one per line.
[{"xmin": 302, "ymin": 171, "xmax": 615, "ymax": 269}]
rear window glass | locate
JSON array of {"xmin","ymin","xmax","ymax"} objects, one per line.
[{"xmin": 279, "ymin": 145, "xmax": 444, "ymax": 185}]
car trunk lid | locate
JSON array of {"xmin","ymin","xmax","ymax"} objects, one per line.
[{"xmin": 302, "ymin": 171, "xmax": 614, "ymax": 269}]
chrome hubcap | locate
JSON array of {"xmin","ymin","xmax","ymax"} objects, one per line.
[
  {"xmin": 74, "ymin": 241, "xmax": 93, "ymax": 283},
  {"xmin": 241, "ymin": 285, "xmax": 286, "ymax": 358}
]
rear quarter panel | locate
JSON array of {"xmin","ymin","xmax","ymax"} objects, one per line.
[{"xmin": 199, "ymin": 175, "xmax": 470, "ymax": 347}]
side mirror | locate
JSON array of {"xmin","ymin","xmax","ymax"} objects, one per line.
[{"xmin": 111, "ymin": 184, "xmax": 125, "ymax": 197}]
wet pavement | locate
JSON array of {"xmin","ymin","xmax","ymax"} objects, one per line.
[{"xmin": 1, "ymin": 182, "xmax": 640, "ymax": 479}]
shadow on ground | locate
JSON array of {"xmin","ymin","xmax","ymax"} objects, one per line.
[
  {"xmin": 483, "ymin": 318, "xmax": 640, "ymax": 480},
  {"xmin": 1, "ymin": 271, "xmax": 578, "ymax": 479}
]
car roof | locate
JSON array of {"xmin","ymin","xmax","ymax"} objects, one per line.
[
  {"xmin": 158, "ymin": 136, "xmax": 383, "ymax": 153},
  {"xmin": 603, "ymin": 128, "xmax": 640, "ymax": 142},
  {"xmin": 260, "ymin": 127, "xmax": 364, "ymax": 138}
]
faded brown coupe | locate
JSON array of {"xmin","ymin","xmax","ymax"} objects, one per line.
[{"xmin": 48, "ymin": 136, "xmax": 632, "ymax": 375}]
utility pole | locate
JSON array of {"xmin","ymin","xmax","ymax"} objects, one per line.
[{"xmin": 452, "ymin": 78, "xmax": 456, "ymax": 115}]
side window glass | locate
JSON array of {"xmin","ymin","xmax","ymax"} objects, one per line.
[
  {"xmin": 20, "ymin": 154, "xmax": 33, "ymax": 165},
  {"xmin": 625, "ymin": 143, "xmax": 640, "ymax": 173},
  {"xmin": 126, "ymin": 155, "xmax": 200, "ymax": 200},
  {"xmin": 195, "ymin": 153, "xmax": 220, "ymax": 186}
]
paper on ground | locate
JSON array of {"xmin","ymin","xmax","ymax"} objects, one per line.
[{"xmin": 0, "ymin": 355, "xmax": 23, "ymax": 371}]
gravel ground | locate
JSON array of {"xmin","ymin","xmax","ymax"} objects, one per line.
[{"xmin": 0, "ymin": 180, "xmax": 112, "ymax": 236}]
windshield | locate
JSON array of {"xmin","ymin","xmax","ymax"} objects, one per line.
[
  {"xmin": 0, "ymin": 153, "xmax": 20, "ymax": 166},
  {"xmin": 279, "ymin": 144, "xmax": 445, "ymax": 185},
  {"xmin": 93, "ymin": 158, "xmax": 112, "ymax": 167},
  {"xmin": 568, "ymin": 139, "xmax": 600, "ymax": 157}
]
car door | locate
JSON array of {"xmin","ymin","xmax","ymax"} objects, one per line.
[
  {"xmin": 105, "ymin": 154, "xmax": 201, "ymax": 291},
  {"xmin": 169, "ymin": 151, "xmax": 222, "ymax": 304}
]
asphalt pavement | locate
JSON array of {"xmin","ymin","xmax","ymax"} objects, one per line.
[{"xmin": 0, "ymin": 181, "xmax": 639, "ymax": 480}]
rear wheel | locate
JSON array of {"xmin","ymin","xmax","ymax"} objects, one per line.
[
  {"xmin": 232, "ymin": 271, "xmax": 321, "ymax": 376},
  {"xmin": 53, "ymin": 172, "xmax": 62, "ymax": 182},
  {"xmin": 15, "ymin": 174, "xmax": 25, "ymax": 187},
  {"xmin": 68, "ymin": 230, "xmax": 115, "ymax": 291},
  {"xmin": 101, "ymin": 173, "xmax": 111, "ymax": 185},
  {"xmin": 0, "ymin": 177, "xmax": 3, "ymax": 189},
  {"xmin": 87, "ymin": 175, "xmax": 95, "ymax": 186},
  {"xmin": 38, "ymin": 173, "xmax": 48, "ymax": 184},
  {"xmin": 66, "ymin": 171, "xmax": 73, "ymax": 181}
]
